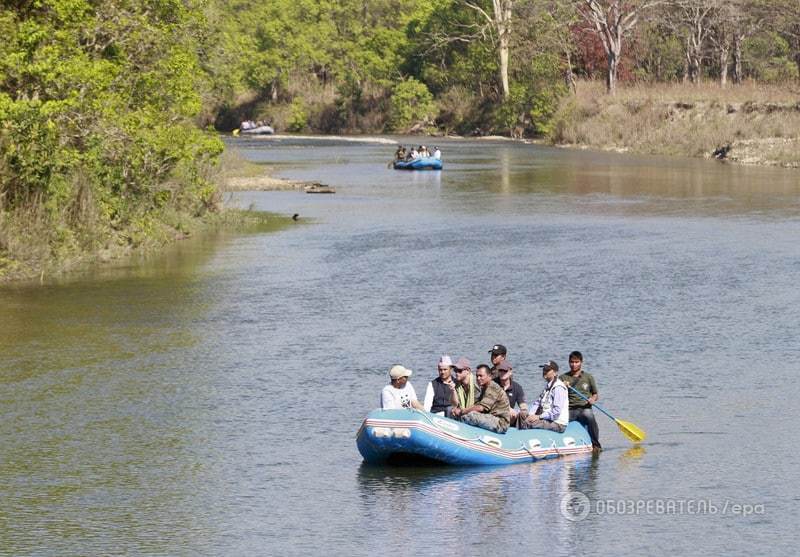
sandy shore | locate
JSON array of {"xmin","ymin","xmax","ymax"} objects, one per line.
[{"xmin": 223, "ymin": 163, "xmax": 325, "ymax": 192}]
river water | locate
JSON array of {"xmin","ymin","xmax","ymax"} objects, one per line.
[{"xmin": 1, "ymin": 136, "xmax": 799, "ymax": 555}]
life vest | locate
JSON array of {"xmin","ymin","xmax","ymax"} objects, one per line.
[
  {"xmin": 537, "ymin": 378, "xmax": 569, "ymax": 426},
  {"xmin": 455, "ymin": 374, "xmax": 477, "ymax": 408},
  {"xmin": 430, "ymin": 378, "xmax": 453, "ymax": 414}
]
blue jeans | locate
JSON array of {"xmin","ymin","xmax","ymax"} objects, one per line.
[{"xmin": 570, "ymin": 407, "xmax": 601, "ymax": 448}]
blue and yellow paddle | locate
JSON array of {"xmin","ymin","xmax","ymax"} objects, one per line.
[{"xmin": 569, "ymin": 387, "xmax": 646, "ymax": 443}]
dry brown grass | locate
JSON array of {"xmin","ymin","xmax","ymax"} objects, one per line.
[{"xmin": 551, "ymin": 79, "xmax": 800, "ymax": 167}]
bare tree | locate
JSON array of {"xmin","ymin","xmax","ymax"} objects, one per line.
[
  {"xmin": 708, "ymin": 2, "xmax": 734, "ymax": 85},
  {"xmin": 575, "ymin": 0, "xmax": 663, "ymax": 94},
  {"xmin": 463, "ymin": 0, "xmax": 516, "ymax": 99},
  {"xmin": 709, "ymin": 0, "xmax": 767, "ymax": 86},
  {"xmin": 425, "ymin": 1, "xmax": 521, "ymax": 99},
  {"xmin": 669, "ymin": 0, "xmax": 717, "ymax": 84}
]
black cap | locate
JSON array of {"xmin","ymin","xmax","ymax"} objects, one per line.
[
  {"xmin": 539, "ymin": 360, "xmax": 559, "ymax": 373},
  {"xmin": 488, "ymin": 344, "xmax": 507, "ymax": 357}
]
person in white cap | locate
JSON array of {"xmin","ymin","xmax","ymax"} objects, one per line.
[
  {"xmin": 381, "ymin": 365, "xmax": 424, "ymax": 410},
  {"xmin": 423, "ymin": 355, "xmax": 457, "ymax": 416}
]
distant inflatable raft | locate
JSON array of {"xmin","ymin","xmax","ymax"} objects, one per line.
[
  {"xmin": 393, "ymin": 157, "xmax": 442, "ymax": 170},
  {"xmin": 356, "ymin": 409, "xmax": 593, "ymax": 466}
]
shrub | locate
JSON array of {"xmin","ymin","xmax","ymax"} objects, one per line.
[{"xmin": 388, "ymin": 78, "xmax": 435, "ymax": 131}]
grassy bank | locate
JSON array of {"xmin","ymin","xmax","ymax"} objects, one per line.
[
  {"xmin": 0, "ymin": 150, "xmax": 296, "ymax": 285},
  {"xmin": 550, "ymin": 81, "xmax": 800, "ymax": 168}
]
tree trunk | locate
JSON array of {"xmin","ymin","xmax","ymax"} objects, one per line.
[
  {"xmin": 497, "ymin": 0, "xmax": 512, "ymax": 99},
  {"xmin": 719, "ymin": 46, "xmax": 729, "ymax": 87},
  {"xmin": 270, "ymin": 82, "xmax": 278, "ymax": 102},
  {"xmin": 565, "ymin": 50, "xmax": 577, "ymax": 94},
  {"xmin": 607, "ymin": 49, "xmax": 618, "ymax": 95},
  {"xmin": 499, "ymin": 32, "xmax": 510, "ymax": 99},
  {"xmin": 732, "ymin": 35, "xmax": 743, "ymax": 84}
]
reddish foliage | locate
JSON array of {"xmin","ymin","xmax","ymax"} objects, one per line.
[{"xmin": 570, "ymin": 22, "xmax": 636, "ymax": 83}]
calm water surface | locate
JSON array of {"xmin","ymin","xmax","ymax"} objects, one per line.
[{"xmin": 2, "ymin": 137, "xmax": 799, "ymax": 556}]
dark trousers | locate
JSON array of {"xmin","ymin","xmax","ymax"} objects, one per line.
[{"xmin": 570, "ymin": 407, "xmax": 601, "ymax": 448}]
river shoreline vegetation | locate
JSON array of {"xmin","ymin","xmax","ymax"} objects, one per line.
[{"xmin": 2, "ymin": 0, "xmax": 799, "ymax": 283}]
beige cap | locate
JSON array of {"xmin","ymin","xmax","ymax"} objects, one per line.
[{"xmin": 389, "ymin": 365, "xmax": 413, "ymax": 379}]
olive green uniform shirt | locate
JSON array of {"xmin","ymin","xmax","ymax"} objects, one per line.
[
  {"xmin": 559, "ymin": 371, "xmax": 598, "ymax": 409},
  {"xmin": 476, "ymin": 381, "xmax": 511, "ymax": 429}
]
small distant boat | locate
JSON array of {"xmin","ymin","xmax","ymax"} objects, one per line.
[
  {"xmin": 304, "ymin": 183, "xmax": 335, "ymax": 194},
  {"xmin": 240, "ymin": 124, "xmax": 274, "ymax": 135},
  {"xmin": 393, "ymin": 157, "xmax": 442, "ymax": 171},
  {"xmin": 356, "ymin": 409, "xmax": 592, "ymax": 466}
]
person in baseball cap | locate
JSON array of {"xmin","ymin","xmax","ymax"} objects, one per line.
[
  {"xmin": 518, "ymin": 359, "xmax": 568, "ymax": 432},
  {"xmin": 381, "ymin": 364, "xmax": 423, "ymax": 410},
  {"xmin": 494, "ymin": 360, "xmax": 529, "ymax": 427},
  {"xmin": 488, "ymin": 344, "xmax": 507, "ymax": 379},
  {"xmin": 452, "ymin": 357, "xmax": 479, "ymax": 410}
]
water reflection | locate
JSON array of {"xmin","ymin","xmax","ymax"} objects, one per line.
[
  {"xmin": 621, "ymin": 446, "xmax": 647, "ymax": 461},
  {"xmin": 0, "ymin": 232, "xmax": 243, "ymax": 555},
  {"xmin": 356, "ymin": 453, "xmax": 599, "ymax": 543}
]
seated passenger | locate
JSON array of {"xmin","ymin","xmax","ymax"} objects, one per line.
[
  {"xmin": 453, "ymin": 358, "xmax": 480, "ymax": 410},
  {"xmin": 519, "ymin": 360, "xmax": 568, "ymax": 432},
  {"xmin": 433, "ymin": 147, "xmax": 441, "ymax": 160},
  {"xmin": 494, "ymin": 360, "xmax": 529, "ymax": 427},
  {"xmin": 409, "ymin": 147, "xmax": 419, "ymax": 159},
  {"xmin": 381, "ymin": 365, "xmax": 424, "ymax": 410},
  {"xmin": 423, "ymin": 355, "xmax": 457, "ymax": 416},
  {"xmin": 451, "ymin": 365, "xmax": 511, "ymax": 433},
  {"xmin": 395, "ymin": 145, "xmax": 406, "ymax": 160}
]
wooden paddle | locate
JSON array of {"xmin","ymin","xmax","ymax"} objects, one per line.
[{"xmin": 568, "ymin": 386, "xmax": 646, "ymax": 443}]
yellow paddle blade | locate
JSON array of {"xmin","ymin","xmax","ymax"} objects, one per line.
[{"xmin": 615, "ymin": 419, "xmax": 646, "ymax": 443}]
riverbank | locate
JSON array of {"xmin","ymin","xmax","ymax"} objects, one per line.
[
  {"xmin": 549, "ymin": 81, "xmax": 800, "ymax": 168},
  {"xmin": 0, "ymin": 208, "xmax": 295, "ymax": 285},
  {"xmin": 218, "ymin": 147, "xmax": 331, "ymax": 192}
]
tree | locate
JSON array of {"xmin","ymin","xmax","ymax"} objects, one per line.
[
  {"xmin": 463, "ymin": 0, "xmax": 515, "ymax": 98},
  {"xmin": 423, "ymin": 0, "xmax": 521, "ymax": 100},
  {"xmin": 773, "ymin": 0, "xmax": 800, "ymax": 82},
  {"xmin": 575, "ymin": 0, "xmax": 663, "ymax": 94}
]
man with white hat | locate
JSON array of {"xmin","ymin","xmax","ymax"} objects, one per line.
[
  {"xmin": 423, "ymin": 355, "xmax": 457, "ymax": 416},
  {"xmin": 381, "ymin": 365, "xmax": 424, "ymax": 410}
]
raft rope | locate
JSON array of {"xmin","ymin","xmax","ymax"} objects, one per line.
[
  {"xmin": 410, "ymin": 409, "xmax": 484, "ymax": 443},
  {"xmin": 519, "ymin": 439, "xmax": 561, "ymax": 460}
]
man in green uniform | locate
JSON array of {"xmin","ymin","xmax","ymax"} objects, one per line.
[
  {"xmin": 452, "ymin": 365, "xmax": 511, "ymax": 433},
  {"xmin": 559, "ymin": 350, "xmax": 602, "ymax": 451}
]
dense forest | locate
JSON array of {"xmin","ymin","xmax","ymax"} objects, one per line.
[{"xmin": 1, "ymin": 0, "xmax": 799, "ymax": 280}]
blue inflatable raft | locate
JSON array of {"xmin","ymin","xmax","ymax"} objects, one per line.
[
  {"xmin": 393, "ymin": 157, "xmax": 442, "ymax": 170},
  {"xmin": 357, "ymin": 409, "xmax": 593, "ymax": 466}
]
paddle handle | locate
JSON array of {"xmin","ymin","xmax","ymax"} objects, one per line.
[{"xmin": 568, "ymin": 386, "xmax": 617, "ymax": 421}]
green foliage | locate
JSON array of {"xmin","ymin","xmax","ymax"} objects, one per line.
[
  {"xmin": 744, "ymin": 32, "xmax": 799, "ymax": 83},
  {"xmin": 388, "ymin": 78, "xmax": 435, "ymax": 131},
  {"xmin": 0, "ymin": 0, "xmax": 223, "ymax": 276},
  {"xmin": 494, "ymin": 54, "xmax": 567, "ymax": 136},
  {"xmin": 287, "ymin": 98, "xmax": 308, "ymax": 132}
]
